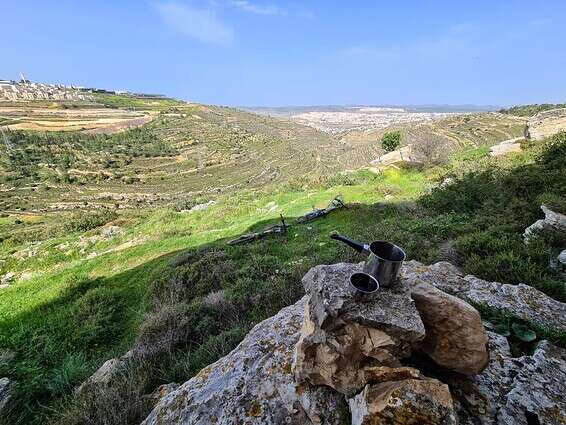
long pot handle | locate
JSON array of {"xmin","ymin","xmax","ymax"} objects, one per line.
[{"xmin": 330, "ymin": 233, "xmax": 370, "ymax": 253}]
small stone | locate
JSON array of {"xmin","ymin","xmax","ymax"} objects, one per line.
[{"xmin": 0, "ymin": 272, "xmax": 15, "ymax": 286}]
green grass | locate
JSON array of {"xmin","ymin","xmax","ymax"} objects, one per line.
[
  {"xmin": 92, "ymin": 93, "xmax": 184, "ymax": 110},
  {"xmin": 0, "ymin": 128, "xmax": 565, "ymax": 423}
]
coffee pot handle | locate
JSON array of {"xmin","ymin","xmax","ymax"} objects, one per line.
[{"xmin": 330, "ymin": 232, "xmax": 369, "ymax": 253}]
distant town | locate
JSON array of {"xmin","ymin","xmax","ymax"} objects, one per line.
[{"xmin": 0, "ymin": 73, "xmax": 166, "ymax": 102}]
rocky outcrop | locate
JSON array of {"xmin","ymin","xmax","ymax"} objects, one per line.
[
  {"xmin": 524, "ymin": 205, "xmax": 566, "ymax": 243},
  {"xmin": 369, "ymin": 145, "xmax": 423, "ymax": 170},
  {"xmin": 294, "ymin": 263, "xmax": 425, "ymax": 395},
  {"xmin": 405, "ymin": 261, "xmax": 566, "ymax": 331},
  {"xmin": 410, "ymin": 280, "xmax": 489, "ymax": 375},
  {"xmin": 526, "ymin": 108, "xmax": 566, "ymax": 140},
  {"xmin": 449, "ymin": 332, "xmax": 566, "ymax": 425},
  {"xmin": 141, "ymin": 261, "xmax": 566, "ymax": 425},
  {"xmin": 142, "ymin": 296, "xmax": 349, "ymax": 425},
  {"xmin": 489, "ymin": 137, "xmax": 522, "ymax": 157}
]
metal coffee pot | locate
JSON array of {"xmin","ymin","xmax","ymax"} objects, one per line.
[{"xmin": 331, "ymin": 233, "xmax": 406, "ymax": 288}]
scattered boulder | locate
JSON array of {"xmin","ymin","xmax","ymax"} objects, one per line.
[
  {"xmin": 142, "ymin": 296, "xmax": 349, "ymax": 425},
  {"xmin": 349, "ymin": 377, "xmax": 457, "ymax": 425},
  {"xmin": 489, "ymin": 137, "xmax": 522, "ymax": 157},
  {"xmin": 526, "ymin": 108, "xmax": 566, "ymax": 140},
  {"xmin": 524, "ymin": 205, "xmax": 566, "ymax": 243},
  {"xmin": 551, "ymin": 249, "xmax": 566, "ymax": 272},
  {"xmin": 184, "ymin": 200, "xmax": 216, "ymax": 213},
  {"xmin": 404, "ymin": 261, "xmax": 566, "ymax": 331},
  {"xmin": 409, "ymin": 280, "xmax": 489, "ymax": 375},
  {"xmin": 370, "ymin": 144, "xmax": 423, "ymax": 169},
  {"xmin": 0, "ymin": 272, "xmax": 15, "ymax": 288},
  {"xmin": 75, "ymin": 351, "xmax": 133, "ymax": 395},
  {"xmin": 0, "ymin": 377, "xmax": 13, "ymax": 416},
  {"xmin": 100, "ymin": 225, "xmax": 122, "ymax": 238}
]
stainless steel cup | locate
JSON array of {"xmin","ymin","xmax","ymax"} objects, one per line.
[{"xmin": 349, "ymin": 272, "xmax": 379, "ymax": 298}]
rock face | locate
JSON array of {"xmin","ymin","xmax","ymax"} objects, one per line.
[
  {"xmin": 369, "ymin": 145, "xmax": 423, "ymax": 170},
  {"xmin": 404, "ymin": 261, "xmax": 566, "ymax": 331},
  {"xmin": 350, "ymin": 377, "xmax": 457, "ymax": 425},
  {"xmin": 449, "ymin": 333, "xmax": 566, "ymax": 425},
  {"xmin": 526, "ymin": 108, "xmax": 566, "ymax": 140},
  {"xmin": 294, "ymin": 263, "xmax": 425, "ymax": 395},
  {"xmin": 142, "ymin": 296, "xmax": 349, "ymax": 425},
  {"xmin": 489, "ymin": 137, "xmax": 522, "ymax": 157},
  {"xmin": 409, "ymin": 280, "xmax": 489, "ymax": 375},
  {"xmin": 524, "ymin": 205, "xmax": 566, "ymax": 243}
]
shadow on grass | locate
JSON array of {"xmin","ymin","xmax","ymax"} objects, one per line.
[{"xmin": 2, "ymin": 134, "xmax": 565, "ymax": 424}]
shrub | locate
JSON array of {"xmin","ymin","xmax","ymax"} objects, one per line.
[
  {"xmin": 70, "ymin": 288, "xmax": 124, "ymax": 345},
  {"xmin": 381, "ymin": 130, "xmax": 402, "ymax": 152},
  {"xmin": 64, "ymin": 210, "xmax": 117, "ymax": 233}
]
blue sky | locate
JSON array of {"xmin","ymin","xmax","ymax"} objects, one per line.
[{"xmin": 1, "ymin": 1, "xmax": 565, "ymax": 106}]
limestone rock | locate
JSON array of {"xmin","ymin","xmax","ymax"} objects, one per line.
[
  {"xmin": 524, "ymin": 205, "xmax": 566, "ymax": 243},
  {"xmin": 497, "ymin": 341, "xmax": 566, "ymax": 425},
  {"xmin": 403, "ymin": 261, "xmax": 566, "ymax": 331},
  {"xmin": 370, "ymin": 144, "xmax": 423, "ymax": 169},
  {"xmin": 449, "ymin": 333, "xmax": 566, "ymax": 425},
  {"xmin": 75, "ymin": 351, "xmax": 134, "ymax": 395},
  {"xmin": 447, "ymin": 332, "xmax": 519, "ymax": 424},
  {"xmin": 410, "ymin": 280, "xmax": 489, "ymax": 375},
  {"xmin": 526, "ymin": 108, "xmax": 566, "ymax": 140},
  {"xmin": 0, "ymin": 377, "xmax": 13, "ymax": 416},
  {"xmin": 145, "ymin": 383, "xmax": 180, "ymax": 407},
  {"xmin": 0, "ymin": 272, "xmax": 15, "ymax": 288},
  {"xmin": 489, "ymin": 137, "xmax": 522, "ymax": 157},
  {"xmin": 294, "ymin": 263, "xmax": 425, "ymax": 395},
  {"xmin": 142, "ymin": 297, "xmax": 348, "ymax": 425},
  {"xmin": 302, "ymin": 263, "xmax": 425, "ymax": 351},
  {"xmin": 293, "ymin": 303, "xmax": 401, "ymax": 396},
  {"xmin": 463, "ymin": 277, "xmax": 566, "ymax": 331},
  {"xmin": 349, "ymin": 377, "xmax": 457, "ymax": 425}
]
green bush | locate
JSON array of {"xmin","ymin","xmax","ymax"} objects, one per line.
[
  {"xmin": 381, "ymin": 130, "xmax": 402, "ymax": 152},
  {"xmin": 64, "ymin": 210, "xmax": 117, "ymax": 233}
]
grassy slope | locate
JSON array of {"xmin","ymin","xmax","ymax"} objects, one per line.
[
  {"xmin": 0, "ymin": 97, "xmax": 563, "ymax": 423},
  {"xmin": 1, "ymin": 135, "xmax": 565, "ymax": 423},
  {"xmin": 500, "ymin": 103, "xmax": 566, "ymax": 117}
]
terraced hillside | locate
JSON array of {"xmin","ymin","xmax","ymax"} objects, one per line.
[{"xmin": 1, "ymin": 102, "xmax": 526, "ymax": 213}]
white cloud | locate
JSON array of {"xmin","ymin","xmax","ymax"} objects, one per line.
[
  {"xmin": 232, "ymin": 0, "xmax": 287, "ymax": 16},
  {"xmin": 156, "ymin": 2, "xmax": 233, "ymax": 45}
]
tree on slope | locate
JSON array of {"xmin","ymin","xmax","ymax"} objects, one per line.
[{"xmin": 381, "ymin": 130, "xmax": 402, "ymax": 152}]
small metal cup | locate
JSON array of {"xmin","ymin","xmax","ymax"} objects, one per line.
[{"xmin": 349, "ymin": 272, "xmax": 379, "ymax": 299}]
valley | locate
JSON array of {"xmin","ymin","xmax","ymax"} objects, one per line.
[{"xmin": 0, "ymin": 93, "xmax": 564, "ymax": 425}]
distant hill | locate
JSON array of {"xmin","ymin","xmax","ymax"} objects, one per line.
[{"xmin": 500, "ymin": 103, "xmax": 566, "ymax": 117}]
